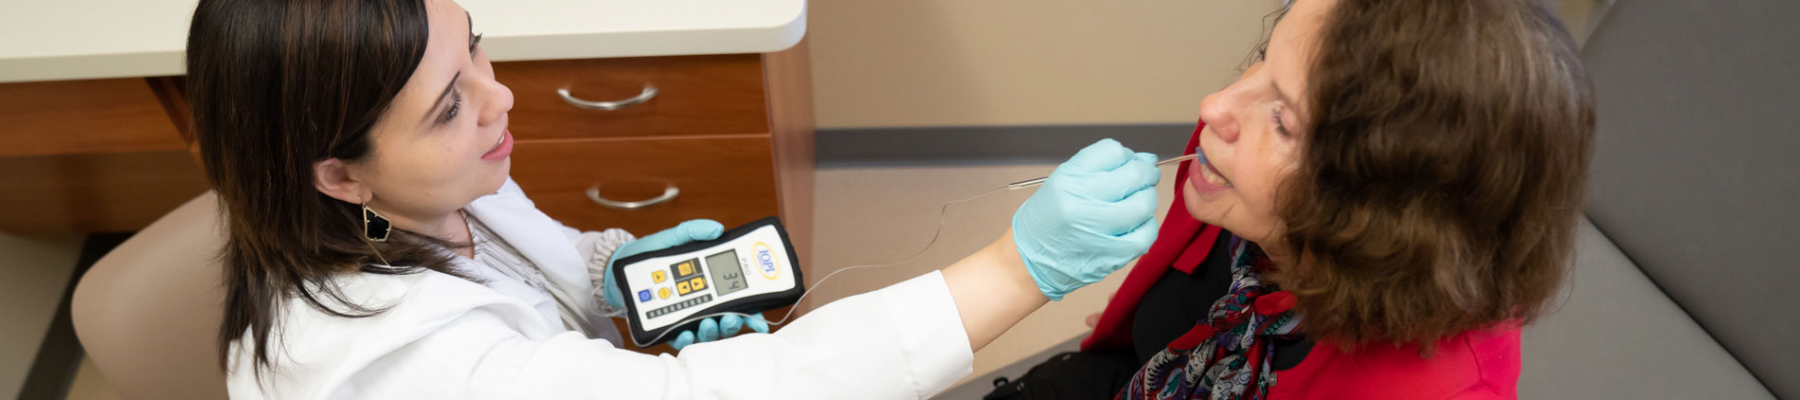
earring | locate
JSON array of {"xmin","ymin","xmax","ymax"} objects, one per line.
[{"xmin": 362, "ymin": 202, "xmax": 391, "ymax": 242}]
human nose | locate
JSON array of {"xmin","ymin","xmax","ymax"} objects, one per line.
[
  {"xmin": 1201, "ymin": 64, "xmax": 1264, "ymax": 144},
  {"xmin": 477, "ymin": 80, "xmax": 514, "ymax": 126},
  {"xmin": 1199, "ymin": 89, "xmax": 1242, "ymax": 143}
]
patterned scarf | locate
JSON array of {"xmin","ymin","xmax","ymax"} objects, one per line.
[{"xmin": 1119, "ymin": 236, "xmax": 1304, "ymax": 400}]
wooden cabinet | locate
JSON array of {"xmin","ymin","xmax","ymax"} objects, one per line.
[
  {"xmin": 493, "ymin": 44, "xmax": 815, "ymax": 272},
  {"xmin": 496, "ymin": 55, "xmax": 771, "ymax": 140},
  {"xmin": 508, "ymin": 136, "xmax": 780, "ymax": 236},
  {"xmin": 491, "ymin": 47, "xmax": 816, "ymax": 355},
  {"xmin": 0, "ymin": 78, "xmax": 189, "ymax": 157},
  {"xmin": 0, "ymin": 78, "xmax": 210, "ymax": 232},
  {"xmin": 0, "ymin": 44, "xmax": 815, "ymax": 272}
]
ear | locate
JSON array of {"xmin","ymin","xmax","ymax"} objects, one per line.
[{"xmin": 314, "ymin": 158, "xmax": 370, "ymax": 204}]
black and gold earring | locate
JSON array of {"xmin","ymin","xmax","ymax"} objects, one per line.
[{"xmin": 362, "ymin": 202, "xmax": 391, "ymax": 242}]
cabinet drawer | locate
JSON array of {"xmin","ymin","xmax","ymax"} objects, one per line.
[
  {"xmin": 495, "ymin": 55, "xmax": 769, "ymax": 141},
  {"xmin": 0, "ymin": 150, "xmax": 211, "ymax": 233},
  {"xmin": 0, "ymin": 78, "xmax": 185, "ymax": 158},
  {"xmin": 508, "ymin": 136, "xmax": 779, "ymax": 237}
]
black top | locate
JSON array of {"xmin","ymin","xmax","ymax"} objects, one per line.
[
  {"xmin": 980, "ymin": 232, "xmax": 1319, "ymax": 400},
  {"xmin": 1129, "ymin": 231, "xmax": 1314, "ymax": 370}
]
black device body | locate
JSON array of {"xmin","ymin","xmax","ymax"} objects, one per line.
[{"xmin": 611, "ymin": 216, "xmax": 805, "ymax": 348}]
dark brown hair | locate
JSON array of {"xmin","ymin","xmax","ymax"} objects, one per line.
[
  {"xmin": 186, "ymin": 0, "xmax": 468, "ymax": 377},
  {"xmin": 1272, "ymin": 0, "xmax": 1594, "ymax": 352}
]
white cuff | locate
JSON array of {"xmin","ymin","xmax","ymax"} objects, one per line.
[{"xmin": 879, "ymin": 271, "xmax": 975, "ymax": 398}]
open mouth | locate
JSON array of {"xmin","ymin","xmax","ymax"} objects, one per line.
[
  {"xmin": 1198, "ymin": 160, "xmax": 1232, "ymax": 187},
  {"xmin": 1190, "ymin": 147, "xmax": 1234, "ymax": 190}
]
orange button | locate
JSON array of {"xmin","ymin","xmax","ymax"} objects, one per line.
[
  {"xmin": 690, "ymin": 277, "xmax": 706, "ymax": 290},
  {"xmin": 657, "ymin": 288, "xmax": 671, "ymax": 299},
  {"xmin": 677, "ymin": 281, "xmax": 692, "ymax": 295},
  {"xmin": 651, "ymin": 270, "xmax": 666, "ymax": 283}
]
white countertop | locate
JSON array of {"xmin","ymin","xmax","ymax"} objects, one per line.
[{"xmin": 0, "ymin": 0, "xmax": 806, "ymax": 83}]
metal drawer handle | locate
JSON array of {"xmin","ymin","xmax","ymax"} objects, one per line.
[
  {"xmin": 557, "ymin": 84, "xmax": 658, "ymax": 111},
  {"xmin": 587, "ymin": 183, "xmax": 679, "ymax": 210}
]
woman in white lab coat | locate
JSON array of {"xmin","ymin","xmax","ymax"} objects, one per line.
[{"xmin": 186, "ymin": 0, "xmax": 1163, "ymax": 398}]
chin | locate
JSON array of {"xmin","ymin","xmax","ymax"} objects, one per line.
[
  {"xmin": 482, "ymin": 160, "xmax": 511, "ymax": 193},
  {"xmin": 1181, "ymin": 178, "xmax": 1224, "ymax": 225}
]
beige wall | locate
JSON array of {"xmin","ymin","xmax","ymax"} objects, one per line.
[
  {"xmin": 808, "ymin": 0, "xmax": 1604, "ymax": 130},
  {"xmin": 809, "ymin": 0, "xmax": 1283, "ymax": 129}
]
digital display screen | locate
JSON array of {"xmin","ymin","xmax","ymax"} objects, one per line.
[{"xmin": 706, "ymin": 249, "xmax": 750, "ymax": 296}]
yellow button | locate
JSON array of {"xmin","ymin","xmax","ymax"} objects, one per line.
[
  {"xmin": 658, "ymin": 288, "xmax": 671, "ymax": 299},
  {"xmin": 691, "ymin": 277, "xmax": 706, "ymax": 290},
  {"xmin": 651, "ymin": 271, "xmax": 666, "ymax": 283},
  {"xmin": 678, "ymin": 262, "xmax": 694, "ymax": 276},
  {"xmin": 677, "ymin": 281, "xmax": 692, "ymax": 295}
]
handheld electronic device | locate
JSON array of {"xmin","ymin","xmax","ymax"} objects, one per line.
[{"xmin": 611, "ymin": 216, "xmax": 804, "ymax": 348}]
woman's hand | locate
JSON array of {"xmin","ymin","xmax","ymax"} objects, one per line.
[
  {"xmin": 1012, "ymin": 139, "xmax": 1161, "ymax": 300},
  {"xmin": 670, "ymin": 312, "xmax": 770, "ymax": 350},
  {"xmin": 605, "ymin": 220, "xmax": 770, "ymax": 349},
  {"xmin": 603, "ymin": 219, "xmax": 725, "ymax": 307},
  {"xmin": 941, "ymin": 140, "xmax": 1160, "ymax": 352}
]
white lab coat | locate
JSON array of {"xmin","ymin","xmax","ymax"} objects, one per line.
[{"xmin": 226, "ymin": 179, "xmax": 976, "ymax": 399}]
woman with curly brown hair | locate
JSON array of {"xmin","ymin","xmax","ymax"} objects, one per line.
[{"xmin": 988, "ymin": 0, "xmax": 1593, "ymax": 398}]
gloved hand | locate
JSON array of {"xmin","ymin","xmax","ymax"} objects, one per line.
[
  {"xmin": 603, "ymin": 220, "xmax": 772, "ymax": 350},
  {"xmin": 603, "ymin": 219, "xmax": 725, "ymax": 307},
  {"xmin": 670, "ymin": 312, "xmax": 771, "ymax": 350},
  {"xmin": 1012, "ymin": 139, "xmax": 1161, "ymax": 300}
]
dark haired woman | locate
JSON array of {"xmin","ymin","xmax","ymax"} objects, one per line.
[
  {"xmin": 189, "ymin": 0, "xmax": 1166, "ymax": 398},
  {"xmin": 987, "ymin": 0, "xmax": 1593, "ymax": 398}
]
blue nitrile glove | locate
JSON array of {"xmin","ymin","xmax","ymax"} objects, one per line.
[
  {"xmin": 1012, "ymin": 139, "xmax": 1161, "ymax": 300},
  {"xmin": 602, "ymin": 220, "xmax": 772, "ymax": 350},
  {"xmin": 670, "ymin": 312, "xmax": 771, "ymax": 350},
  {"xmin": 603, "ymin": 219, "xmax": 725, "ymax": 308}
]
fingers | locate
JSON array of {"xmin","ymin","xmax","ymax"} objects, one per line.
[
  {"xmin": 1115, "ymin": 209, "xmax": 1161, "ymax": 252},
  {"xmin": 718, "ymin": 314, "xmax": 744, "ymax": 339},
  {"xmin": 697, "ymin": 318, "xmax": 720, "ymax": 342},
  {"xmin": 675, "ymin": 219, "xmax": 725, "ymax": 242},
  {"xmin": 611, "ymin": 219, "xmax": 726, "ymax": 305},
  {"xmin": 747, "ymin": 313, "xmax": 770, "ymax": 333},
  {"xmin": 678, "ymin": 313, "xmax": 768, "ymax": 349},
  {"xmin": 1090, "ymin": 187, "xmax": 1160, "ymax": 235},
  {"xmin": 1074, "ymin": 152, "xmax": 1162, "ymax": 202},
  {"xmin": 634, "ymin": 219, "xmax": 726, "ymax": 253},
  {"xmin": 1064, "ymin": 139, "xmax": 1135, "ymax": 171}
]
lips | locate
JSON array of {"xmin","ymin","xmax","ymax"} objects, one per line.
[
  {"xmin": 481, "ymin": 129, "xmax": 513, "ymax": 161},
  {"xmin": 1188, "ymin": 147, "xmax": 1234, "ymax": 193}
]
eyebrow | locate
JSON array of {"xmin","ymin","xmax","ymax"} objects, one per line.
[
  {"xmin": 420, "ymin": 71, "xmax": 462, "ymax": 123},
  {"xmin": 419, "ymin": 12, "xmax": 476, "ymax": 124}
]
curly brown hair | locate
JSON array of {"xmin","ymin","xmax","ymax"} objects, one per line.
[{"xmin": 1271, "ymin": 0, "xmax": 1595, "ymax": 353}]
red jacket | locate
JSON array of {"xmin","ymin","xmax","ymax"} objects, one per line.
[{"xmin": 1083, "ymin": 121, "xmax": 1521, "ymax": 399}]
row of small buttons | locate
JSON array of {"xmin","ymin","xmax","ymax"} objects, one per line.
[{"xmin": 646, "ymin": 294, "xmax": 714, "ymax": 319}]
